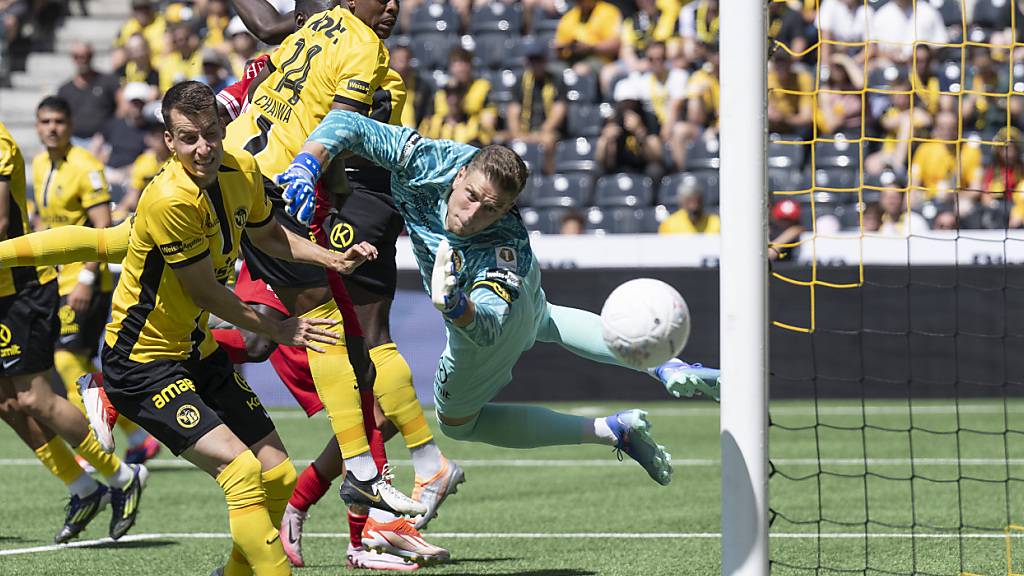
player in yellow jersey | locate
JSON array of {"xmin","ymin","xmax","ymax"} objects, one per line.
[
  {"xmin": 101, "ymin": 81, "xmax": 381, "ymax": 576},
  {"xmin": 31, "ymin": 96, "xmax": 161, "ymax": 465},
  {"xmin": 224, "ymin": 0, "xmax": 433, "ymax": 526},
  {"xmin": 0, "ymin": 120, "xmax": 146, "ymax": 544}
]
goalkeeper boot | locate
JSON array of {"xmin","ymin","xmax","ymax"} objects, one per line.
[
  {"xmin": 653, "ymin": 359, "xmax": 721, "ymax": 401},
  {"xmin": 411, "ymin": 456, "xmax": 465, "ymax": 530},
  {"xmin": 54, "ymin": 483, "xmax": 109, "ymax": 544},
  {"xmin": 79, "ymin": 372, "xmax": 117, "ymax": 453},
  {"xmin": 606, "ymin": 409, "xmax": 673, "ymax": 486},
  {"xmin": 281, "ymin": 503, "xmax": 308, "ymax": 567},
  {"xmin": 347, "ymin": 543, "xmax": 420, "ymax": 571},
  {"xmin": 361, "ymin": 517, "xmax": 449, "ymax": 566},
  {"xmin": 340, "ymin": 465, "xmax": 427, "ymax": 517},
  {"xmin": 109, "ymin": 464, "xmax": 149, "ymax": 540}
]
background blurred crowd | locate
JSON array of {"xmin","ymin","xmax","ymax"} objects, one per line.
[{"xmin": 7, "ymin": 0, "xmax": 1024, "ymax": 242}]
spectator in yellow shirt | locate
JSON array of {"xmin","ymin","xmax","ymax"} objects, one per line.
[
  {"xmin": 225, "ymin": 16, "xmax": 260, "ymax": 81},
  {"xmin": 113, "ymin": 0, "xmax": 166, "ymax": 69},
  {"xmin": 910, "ymin": 111, "xmax": 981, "ymax": 205},
  {"xmin": 116, "ymin": 33, "xmax": 159, "ymax": 89},
  {"xmin": 159, "ymin": 22, "xmax": 203, "ymax": 93},
  {"xmin": 658, "ymin": 179, "xmax": 720, "ymax": 235},
  {"xmin": 553, "ymin": 0, "xmax": 623, "ymax": 77}
]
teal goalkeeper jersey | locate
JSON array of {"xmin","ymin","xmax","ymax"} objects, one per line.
[{"xmin": 308, "ymin": 110, "xmax": 546, "ymax": 348}]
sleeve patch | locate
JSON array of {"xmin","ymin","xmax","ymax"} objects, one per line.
[
  {"xmin": 160, "ymin": 236, "xmax": 205, "ymax": 256},
  {"xmin": 472, "ymin": 268, "xmax": 521, "ymax": 303},
  {"xmin": 88, "ymin": 171, "xmax": 105, "ymax": 191},
  {"xmin": 495, "ymin": 246, "xmax": 518, "ymax": 271},
  {"xmin": 347, "ymin": 79, "xmax": 371, "ymax": 95}
]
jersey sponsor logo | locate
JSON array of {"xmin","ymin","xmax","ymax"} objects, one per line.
[
  {"xmin": 252, "ymin": 94, "xmax": 293, "ymax": 123},
  {"xmin": 176, "ymin": 404, "xmax": 201, "ymax": 429},
  {"xmin": 0, "ymin": 323, "xmax": 12, "ymax": 347},
  {"xmin": 329, "ymin": 222, "xmax": 354, "ymax": 250},
  {"xmin": 234, "ymin": 207, "xmax": 248, "ymax": 228},
  {"xmin": 59, "ymin": 305, "xmax": 79, "ymax": 335},
  {"xmin": 233, "ymin": 371, "xmax": 253, "ymax": 393},
  {"xmin": 347, "ymin": 79, "xmax": 371, "ymax": 95},
  {"xmin": 0, "ymin": 323, "xmax": 19, "ymax": 359},
  {"xmin": 496, "ymin": 246, "xmax": 517, "ymax": 271},
  {"xmin": 152, "ymin": 378, "xmax": 196, "ymax": 409},
  {"xmin": 2, "ymin": 357, "xmax": 20, "ymax": 370},
  {"xmin": 472, "ymin": 269, "xmax": 521, "ymax": 304},
  {"xmin": 159, "ymin": 236, "xmax": 204, "ymax": 256}
]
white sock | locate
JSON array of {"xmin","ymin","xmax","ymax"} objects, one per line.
[
  {"xmin": 592, "ymin": 418, "xmax": 616, "ymax": 445},
  {"xmin": 368, "ymin": 507, "xmax": 397, "ymax": 522},
  {"xmin": 410, "ymin": 441, "xmax": 443, "ymax": 480},
  {"xmin": 345, "ymin": 452, "xmax": 378, "ymax": 482},
  {"xmin": 68, "ymin": 472, "xmax": 100, "ymax": 498},
  {"xmin": 127, "ymin": 429, "xmax": 149, "ymax": 447},
  {"xmin": 105, "ymin": 463, "xmax": 133, "ymax": 489}
]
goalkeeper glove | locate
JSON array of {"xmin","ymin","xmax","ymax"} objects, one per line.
[
  {"xmin": 277, "ymin": 151, "xmax": 322, "ymax": 226},
  {"xmin": 430, "ymin": 239, "xmax": 469, "ymax": 320},
  {"xmin": 651, "ymin": 359, "xmax": 721, "ymax": 402}
]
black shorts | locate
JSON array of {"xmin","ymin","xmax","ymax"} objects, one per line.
[
  {"xmin": 240, "ymin": 177, "xmax": 328, "ymax": 290},
  {"xmin": 101, "ymin": 347, "xmax": 275, "ymax": 456},
  {"xmin": 57, "ymin": 290, "xmax": 112, "ymax": 355},
  {"xmin": 323, "ymin": 174, "xmax": 404, "ymax": 299},
  {"xmin": 0, "ymin": 280, "xmax": 58, "ymax": 376}
]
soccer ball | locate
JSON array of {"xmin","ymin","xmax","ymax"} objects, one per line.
[{"xmin": 601, "ymin": 278, "xmax": 691, "ymax": 370}]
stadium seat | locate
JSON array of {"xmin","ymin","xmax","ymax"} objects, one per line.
[
  {"xmin": 520, "ymin": 206, "xmax": 570, "ymax": 234},
  {"xmin": 658, "ymin": 170, "xmax": 719, "ymax": 207},
  {"xmin": 408, "ymin": 2, "xmax": 460, "ymax": 35},
  {"xmin": 814, "ymin": 138, "xmax": 857, "ymax": 168},
  {"xmin": 767, "ymin": 140, "xmax": 804, "ymax": 170},
  {"xmin": 518, "ymin": 173, "xmax": 544, "ymax": 206},
  {"xmin": 509, "ymin": 140, "xmax": 545, "ymax": 175},
  {"xmin": 586, "ymin": 206, "xmax": 661, "ymax": 234},
  {"xmin": 554, "ymin": 137, "xmax": 599, "ymax": 173},
  {"xmin": 532, "ymin": 173, "xmax": 595, "ymax": 207},
  {"xmin": 594, "ymin": 173, "xmax": 655, "ymax": 207},
  {"xmin": 472, "ymin": 34, "xmax": 522, "ymax": 70},
  {"xmin": 933, "ymin": 0, "xmax": 964, "ymax": 28},
  {"xmin": 562, "ymin": 70, "xmax": 600, "ymax": 104},
  {"xmin": 531, "ymin": 6, "xmax": 564, "ymax": 34},
  {"xmin": 684, "ymin": 138, "xmax": 721, "ymax": 170},
  {"xmin": 469, "ymin": 2, "xmax": 524, "ymax": 35},
  {"xmin": 769, "ymin": 167, "xmax": 802, "ymax": 193},
  {"xmin": 814, "ymin": 167, "xmax": 859, "ymax": 191},
  {"xmin": 480, "ymin": 68, "xmax": 521, "ymax": 104},
  {"xmin": 407, "ymin": 33, "xmax": 458, "ymax": 71},
  {"xmin": 566, "ymin": 103, "xmax": 612, "ymax": 137}
]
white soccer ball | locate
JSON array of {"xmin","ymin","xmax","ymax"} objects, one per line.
[{"xmin": 601, "ymin": 278, "xmax": 691, "ymax": 370}]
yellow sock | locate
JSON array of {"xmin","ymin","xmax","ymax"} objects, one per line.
[
  {"xmin": 301, "ymin": 299, "xmax": 369, "ymax": 458},
  {"xmin": 217, "ymin": 450, "xmax": 290, "ymax": 576},
  {"xmin": 0, "ymin": 220, "xmax": 130, "ymax": 267},
  {"xmin": 53, "ymin": 350, "xmax": 92, "ymax": 415},
  {"xmin": 370, "ymin": 344, "xmax": 433, "ymax": 449},
  {"xmin": 74, "ymin": 432, "xmax": 122, "ymax": 478},
  {"xmin": 262, "ymin": 459, "xmax": 297, "ymax": 527},
  {"xmin": 34, "ymin": 437, "xmax": 82, "ymax": 485}
]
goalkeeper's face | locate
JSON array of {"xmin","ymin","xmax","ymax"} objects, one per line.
[{"xmin": 445, "ymin": 167, "xmax": 515, "ymax": 237}]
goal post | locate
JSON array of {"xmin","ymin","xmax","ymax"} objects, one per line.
[{"xmin": 718, "ymin": 0, "xmax": 769, "ymax": 575}]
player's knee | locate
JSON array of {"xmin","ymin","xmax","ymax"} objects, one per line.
[
  {"xmin": 437, "ymin": 411, "xmax": 480, "ymax": 442},
  {"xmin": 14, "ymin": 387, "xmax": 48, "ymax": 417},
  {"xmin": 242, "ymin": 331, "xmax": 276, "ymax": 363},
  {"xmin": 217, "ymin": 450, "xmax": 266, "ymax": 509}
]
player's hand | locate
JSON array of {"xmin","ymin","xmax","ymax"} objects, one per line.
[
  {"xmin": 277, "ymin": 152, "xmax": 322, "ymax": 226},
  {"xmin": 67, "ymin": 282, "xmax": 93, "ymax": 315},
  {"xmin": 651, "ymin": 359, "xmax": 721, "ymax": 402},
  {"xmin": 330, "ymin": 241, "xmax": 378, "ymax": 275},
  {"xmin": 272, "ymin": 317, "xmax": 340, "ymax": 353},
  {"xmin": 430, "ymin": 239, "xmax": 468, "ymax": 319}
]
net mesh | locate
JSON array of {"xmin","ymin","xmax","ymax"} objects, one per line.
[{"xmin": 767, "ymin": 0, "xmax": 1024, "ymax": 573}]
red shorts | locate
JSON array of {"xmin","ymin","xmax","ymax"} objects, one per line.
[{"xmin": 235, "ymin": 262, "xmax": 323, "ymax": 415}]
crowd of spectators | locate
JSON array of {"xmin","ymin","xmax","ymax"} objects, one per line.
[{"xmin": 17, "ymin": 0, "xmax": 1024, "ymax": 236}]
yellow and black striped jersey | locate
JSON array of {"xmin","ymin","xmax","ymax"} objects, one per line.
[
  {"xmin": 104, "ymin": 147, "xmax": 272, "ymax": 364},
  {"xmin": 31, "ymin": 146, "xmax": 114, "ymax": 295},
  {"xmin": 0, "ymin": 122, "xmax": 57, "ymax": 297},
  {"xmin": 224, "ymin": 5, "xmax": 390, "ymax": 179}
]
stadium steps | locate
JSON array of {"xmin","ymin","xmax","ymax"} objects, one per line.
[{"xmin": 0, "ymin": 0, "xmax": 126, "ymax": 159}]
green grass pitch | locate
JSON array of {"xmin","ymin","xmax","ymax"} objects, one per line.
[{"xmin": 3, "ymin": 400, "xmax": 1024, "ymax": 575}]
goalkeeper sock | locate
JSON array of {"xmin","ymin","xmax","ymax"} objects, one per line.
[
  {"xmin": 438, "ymin": 403, "xmax": 589, "ymax": 448},
  {"xmin": 218, "ymin": 450, "xmax": 289, "ymax": 576},
  {"xmin": 214, "ymin": 329, "xmax": 250, "ymax": 364},
  {"xmin": 538, "ymin": 304, "xmax": 635, "ymax": 369},
  {"xmin": 369, "ymin": 344, "xmax": 433, "ymax": 450},
  {"xmin": 347, "ymin": 510, "xmax": 368, "ymax": 549},
  {"xmin": 262, "ymin": 459, "xmax": 298, "ymax": 527},
  {"xmin": 300, "ymin": 299, "xmax": 373, "ymax": 478},
  {"xmin": 290, "ymin": 463, "xmax": 331, "ymax": 513}
]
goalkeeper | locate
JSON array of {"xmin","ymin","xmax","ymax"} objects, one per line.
[{"xmin": 277, "ymin": 110, "xmax": 721, "ymax": 486}]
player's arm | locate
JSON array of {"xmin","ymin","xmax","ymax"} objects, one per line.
[
  {"xmin": 0, "ymin": 219, "xmax": 130, "ymax": 268},
  {"xmin": 228, "ymin": 0, "xmax": 295, "ymax": 45},
  {"xmin": 0, "ymin": 177, "xmax": 10, "ymax": 241},
  {"xmin": 244, "ymin": 217, "xmax": 378, "ymax": 275},
  {"xmin": 173, "ymin": 255, "xmax": 340, "ymax": 352},
  {"xmin": 69, "ymin": 169, "xmax": 114, "ymax": 312}
]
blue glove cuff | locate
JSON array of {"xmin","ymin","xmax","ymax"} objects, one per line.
[
  {"xmin": 293, "ymin": 152, "xmax": 322, "ymax": 182},
  {"xmin": 443, "ymin": 291, "xmax": 469, "ymax": 320}
]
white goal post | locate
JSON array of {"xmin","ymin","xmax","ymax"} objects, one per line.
[{"xmin": 718, "ymin": 0, "xmax": 769, "ymax": 575}]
